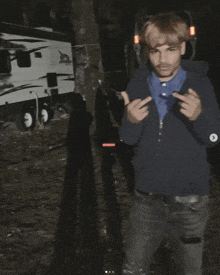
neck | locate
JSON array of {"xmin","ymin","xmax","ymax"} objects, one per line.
[{"xmin": 156, "ymin": 66, "xmax": 181, "ymax": 82}]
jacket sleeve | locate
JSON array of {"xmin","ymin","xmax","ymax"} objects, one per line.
[
  {"xmin": 119, "ymin": 115, "xmax": 144, "ymax": 145},
  {"xmin": 191, "ymin": 77, "xmax": 220, "ymax": 148},
  {"xmin": 118, "ymin": 75, "xmax": 145, "ymax": 145}
]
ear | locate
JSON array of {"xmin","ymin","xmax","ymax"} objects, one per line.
[{"xmin": 180, "ymin": 41, "xmax": 186, "ymax": 55}]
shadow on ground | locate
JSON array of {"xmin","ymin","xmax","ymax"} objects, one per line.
[{"xmin": 44, "ymin": 93, "xmax": 104, "ymax": 275}]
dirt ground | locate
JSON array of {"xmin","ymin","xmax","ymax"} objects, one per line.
[{"xmin": 0, "ymin": 111, "xmax": 69, "ymax": 275}]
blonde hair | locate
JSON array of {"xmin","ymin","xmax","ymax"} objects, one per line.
[{"xmin": 140, "ymin": 12, "xmax": 190, "ymax": 49}]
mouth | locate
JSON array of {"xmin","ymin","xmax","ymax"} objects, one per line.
[{"xmin": 158, "ymin": 66, "xmax": 170, "ymax": 71}]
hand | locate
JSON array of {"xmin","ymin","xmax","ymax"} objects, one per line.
[
  {"xmin": 172, "ymin": 88, "xmax": 202, "ymax": 121},
  {"xmin": 121, "ymin": 91, "xmax": 152, "ymax": 123}
]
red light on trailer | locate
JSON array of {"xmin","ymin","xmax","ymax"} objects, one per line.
[
  {"xmin": 134, "ymin": 35, "xmax": 139, "ymax": 44},
  {"xmin": 189, "ymin": 26, "xmax": 196, "ymax": 36},
  {"xmin": 102, "ymin": 143, "xmax": 116, "ymax": 147}
]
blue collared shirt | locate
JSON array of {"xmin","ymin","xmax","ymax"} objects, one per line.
[{"xmin": 147, "ymin": 66, "xmax": 186, "ymax": 121}]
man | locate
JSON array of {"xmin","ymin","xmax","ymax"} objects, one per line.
[{"xmin": 119, "ymin": 12, "xmax": 220, "ymax": 275}]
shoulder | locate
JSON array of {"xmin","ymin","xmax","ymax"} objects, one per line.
[
  {"xmin": 185, "ymin": 70, "xmax": 217, "ymax": 107},
  {"xmin": 181, "ymin": 60, "xmax": 209, "ymax": 77},
  {"xmin": 133, "ymin": 64, "xmax": 151, "ymax": 79},
  {"xmin": 126, "ymin": 64, "xmax": 151, "ymax": 101},
  {"xmin": 182, "ymin": 60, "xmax": 213, "ymax": 91},
  {"xmin": 186, "ymin": 71, "xmax": 213, "ymax": 90}
]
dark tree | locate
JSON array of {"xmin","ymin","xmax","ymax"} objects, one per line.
[{"xmin": 0, "ymin": 0, "xmax": 24, "ymax": 24}]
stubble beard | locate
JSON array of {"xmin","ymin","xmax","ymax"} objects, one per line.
[{"xmin": 155, "ymin": 63, "xmax": 179, "ymax": 80}]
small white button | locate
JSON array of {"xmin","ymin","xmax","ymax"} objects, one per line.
[
  {"xmin": 162, "ymin": 83, "xmax": 166, "ymax": 86},
  {"xmin": 162, "ymin": 93, "xmax": 166, "ymax": 96},
  {"xmin": 209, "ymin": 133, "xmax": 218, "ymax": 142}
]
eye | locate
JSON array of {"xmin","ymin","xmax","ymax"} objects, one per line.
[
  {"xmin": 169, "ymin": 47, "xmax": 176, "ymax": 51},
  {"xmin": 150, "ymin": 49, "xmax": 158, "ymax": 54}
]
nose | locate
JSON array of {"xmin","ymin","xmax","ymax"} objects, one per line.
[{"xmin": 159, "ymin": 51, "xmax": 167, "ymax": 63}]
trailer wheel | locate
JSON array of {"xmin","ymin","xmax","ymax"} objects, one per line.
[
  {"xmin": 15, "ymin": 109, "xmax": 36, "ymax": 131},
  {"xmin": 40, "ymin": 106, "xmax": 54, "ymax": 125},
  {"xmin": 23, "ymin": 111, "xmax": 35, "ymax": 129}
]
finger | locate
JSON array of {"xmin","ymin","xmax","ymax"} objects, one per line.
[
  {"xmin": 139, "ymin": 106, "xmax": 149, "ymax": 113},
  {"xmin": 139, "ymin": 110, "xmax": 149, "ymax": 120},
  {"xmin": 179, "ymin": 108, "xmax": 189, "ymax": 118},
  {"xmin": 179, "ymin": 102, "xmax": 189, "ymax": 110},
  {"xmin": 121, "ymin": 91, "xmax": 130, "ymax": 105},
  {"xmin": 128, "ymin": 98, "xmax": 142, "ymax": 109},
  {"xmin": 173, "ymin": 92, "xmax": 190, "ymax": 103},
  {"xmin": 187, "ymin": 88, "xmax": 200, "ymax": 98},
  {"xmin": 138, "ymin": 96, "xmax": 152, "ymax": 109},
  {"xmin": 172, "ymin": 92, "xmax": 182, "ymax": 99}
]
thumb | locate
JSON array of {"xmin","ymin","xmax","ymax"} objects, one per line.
[{"xmin": 121, "ymin": 91, "xmax": 130, "ymax": 105}]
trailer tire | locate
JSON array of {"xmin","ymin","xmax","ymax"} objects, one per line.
[
  {"xmin": 15, "ymin": 109, "xmax": 36, "ymax": 131},
  {"xmin": 40, "ymin": 106, "xmax": 54, "ymax": 125}
]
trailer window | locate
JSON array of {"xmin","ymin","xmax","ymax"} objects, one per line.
[
  {"xmin": 16, "ymin": 50, "xmax": 31, "ymax": 67},
  {"xmin": 0, "ymin": 50, "xmax": 11, "ymax": 73},
  {"xmin": 35, "ymin": 52, "xmax": 42, "ymax": 58}
]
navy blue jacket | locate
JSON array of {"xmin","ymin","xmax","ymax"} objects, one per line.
[{"xmin": 119, "ymin": 60, "xmax": 220, "ymax": 196}]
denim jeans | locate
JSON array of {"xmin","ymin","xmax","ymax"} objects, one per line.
[{"xmin": 122, "ymin": 189, "xmax": 209, "ymax": 275}]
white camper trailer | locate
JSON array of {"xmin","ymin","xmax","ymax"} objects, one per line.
[{"xmin": 0, "ymin": 23, "xmax": 75, "ymax": 130}]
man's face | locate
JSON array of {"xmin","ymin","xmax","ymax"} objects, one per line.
[{"xmin": 149, "ymin": 42, "xmax": 186, "ymax": 81}]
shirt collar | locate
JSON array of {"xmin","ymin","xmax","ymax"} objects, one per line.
[{"xmin": 148, "ymin": 66, "xmax": 186, "ymax": 91}]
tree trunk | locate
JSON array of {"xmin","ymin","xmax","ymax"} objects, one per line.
[{"xmin": 70, "ymin": 0, "xmax": 103, "ymax": 126}]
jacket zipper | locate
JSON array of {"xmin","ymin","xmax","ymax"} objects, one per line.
[
  {"xmin": 156, "ymin": 119, "xmax": 163, "ymax": 157},
  {"xmin": 158, "ymin": 120, "xmax": 163, "ymax": 142}
]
